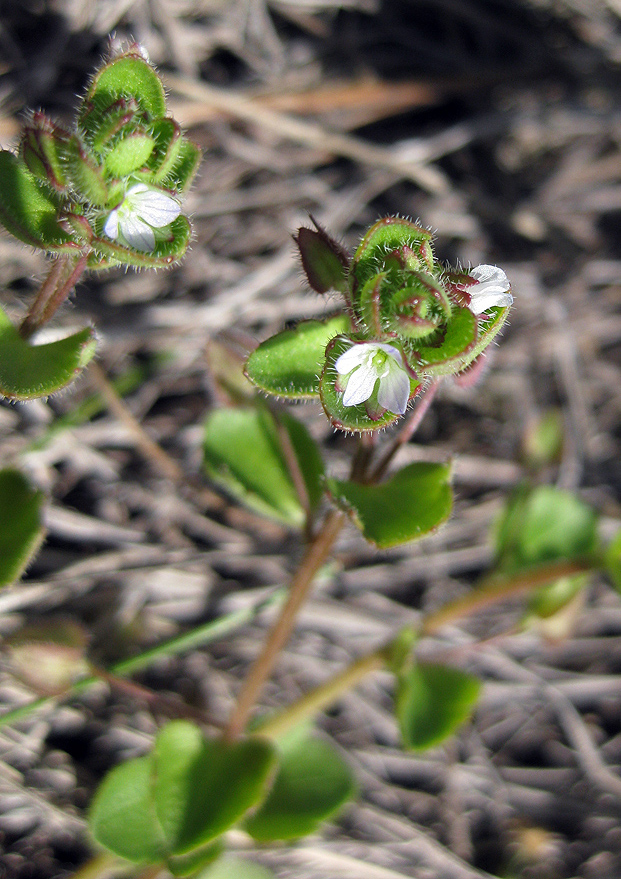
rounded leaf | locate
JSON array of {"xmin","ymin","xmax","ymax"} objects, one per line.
[
  {"xmin": 245, "ymin": 732, "xmax": 355, "ymax": 842},
  {"xmin": 153, "ymin": 722, "xmax": 277, "ymax": 854},
  {"xmin": 396, "ymin": 663, "xmax": 481, "ymax": 751},
  {"xmin": 327, "ymin": 461, "xmax": 452, "ymax": 548},
  {"xmin": 351, "ymin": 217, "xmax": 435, "ymax": 291},
  {"xmin": 245, "ymin": 315, "xmax": 350, "ymax": 399},
  {"xmin": 81, "ymin": 51, "xmax": 166, "ymax": 125},
  {"xmin": 413, "ymin": 306, "xmax": 478, "ymax": 376},
  {"xmin": 0, "ymin": 307, "xmax": 97, "ymax": 400},
  {"xmin": 196, "ymin": 857, "xmax": 275, "ymax": 879},
  {"xmin": 104, "ymin": 132, "xmax": 155, "ymax": 176},
  {"xmin": 89, "ymin": 756, "xmax": 166, "ymax": 863}
]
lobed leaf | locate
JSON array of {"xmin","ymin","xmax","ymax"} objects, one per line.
[{"xmin": 328, "ymin": 461, "xmax": 452, "ymax": 548}]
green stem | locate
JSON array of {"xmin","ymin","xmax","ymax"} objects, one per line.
[
  {"xmin": 257, "ymin": 645, "xmax": 389, "ymax": 740},
  {"xmin": 252, "ymin": 558, "xmax": 596, "ymax": 739},
  {"xmin": 0, "ymin": 590, "xmax": 284, "ymax": 730}
]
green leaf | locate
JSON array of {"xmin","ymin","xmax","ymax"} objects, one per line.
[
  {"xmin": 60, "ymin": 135, "xmax": 109, "ymax": 206},
  {"xmin": 320, "ymin": 334, "xmax": 420, "ymax": 433},
  {"xmin": 351, "ymin": 217, "xmax": 435, "ymax": 290},
  {"xmin": 152, "ymin": 722, "xmax": 277, "ymax": 854},
  {"xmin": 495, "ymin": 485, "xmax": 598, "ymax": 573},
  {"xmin": 195, "ymin": 856, "xmax": 275, "ymax": 879},
  {"xmin": 245, "ymin": 731, "xmax": 355, "ymax": 842},
  {"xmin": 456, "ymin": 304, "xmax": 511, "ymax": 374},
  {"xmin": 90, "ymin": 215, "xmax": 192, "ymax": 268},
  {"xmin": 328, "ymin": 461, "xmax": 452, "ymax": 548},
  {"xmin": 81, "ymin": 51, "xmax": 166, "ymax": 124},
  {"xmin": 103, "ymin": 132, "xmax": 155, "ymax": 177},
  {"xmin": 203, "ymin": 405, "xmax": 324, "ymax": 527},
  {"xmin": 396, "ymin": 663, "xmax": 481, "ymax": 751},
  {"xmin": 413, "ymin": 306, "xmax": 478, "ymax": 376},
  {"xmin": 0, "ymin": 469, "xmax": 45, "ymax": 587},
  {"xmin": 167, "ymin": 841, "xmax": 224, "ymax": 877},
  {"xmin": 0, "ymin": 151, "xmax": 76, "ymax": 251},
  {"xmin": 245, "ymin": 315, "xmax": 350, "ymax": 399},
  {"xmin": 168, "ymin": 139, "xmax": 202, "ymax": 193},
  {"xmin": 604, "ymin": 530, "xmax": 621, "ymax": 593},
  {"xmin": 0, "ymin": 307, "xmax": 97, "ymax": 400},
  {"xmin": 89, "ymin": 723, "xmax": 277, "ymax": 865},
  {"xmin": 89, "ymin": 756, "xmax": 166, "ymax": 863}
]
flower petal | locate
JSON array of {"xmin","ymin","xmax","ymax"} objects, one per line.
[
  {"xmin": 470, "ymin": 264, "xmax": 510, "ymax": 290},
  {"xmin": 469, "ymin": 290, "xmax": 513, "ymax": 314},
  {"xmin": 120, "ymin": 214, "xmax": 156, "ymax": 251},
  {"xmin": 342, "ymin": 365, "xmax": 377, "ymax": 407},
  {"xmin": 377, "ymin": 363, "xmax": 410, "ymax": 414},
  {"xmin": 103, "ymin": 209, "xmax": 120, "ymax": 241},
  {"xmin": 335, "ymin": 343, "xmax": 371, "ymax": 375},
  {"xmin": 130, "ymin": 188, "xmax": 181, "ymax": 228}
]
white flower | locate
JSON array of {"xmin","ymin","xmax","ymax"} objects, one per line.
[
  {"xmin": 469, "ymin": 265, "xmax": 513, "ymax": 314},
  {"xmin": 335, "ymin": 342, "xmax": 410, "ymax": 415},
  {"xmin": 103, "ymin": 184, "xmax": 181, "ymax": 251}
]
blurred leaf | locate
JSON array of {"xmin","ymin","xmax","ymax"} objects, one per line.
[
  {"xmin": 328, "ymin": 462, "xmax": 452, "ymax": 548},
  {"xmin": 89, "ymin": 756, "xmax": 166, "ymax": 863},
  {"xmin": 0, "ymin": 151, "xmax": 76, "ymax": 251},
  {"xmin": 167, "ymin": 841, "xmax": 224, "ymax": 877},
  {"xmin": 103, "ymin": 132, "xmax": 155, "ymax": 177},
  {"xmin": 90, "ymin": 722, "xmax": 277, "ymax": 864},
  {"xmin": 0, "ymin": 307, "xmax": 96, "ymax": 400},
  {"xmin": 604, "ymin": 530, "xmax": 621, "ymax": 593},
  {"xmin": 245, "ymin": 315, "xmax": 350, "ymax": 399},
  {"xmin": 204, "ymin": 405, "xmax": 324, "ymax": 527},
  {"xmin": 495, "ymin": 485, "xmax": 598, "ymax": 573},
  {"xmin": 522, "ymin": 409, "xmax": 564, "ymax": 470},
  {"xmin": 153, "ymin": 722, "xmax": 276, "ymax": 855},
  {"xmin": 245, "ymin": 730, "xmax": 355, "ymax": 841},
  {"xmin": 396, "ymin": 663, "xmax": 481, "ymax": 751},
  {"xmin": 196, "ymin": 857, "xmax": 275, "ymax": 879},
  {"xmin": 0, "ymin": 469, "xmax": 45, "ymax": 587}
]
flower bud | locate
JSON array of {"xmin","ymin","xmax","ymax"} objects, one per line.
[{"xmin": 20, "ymin": 113, "xmax": 70, "ymax": 192}]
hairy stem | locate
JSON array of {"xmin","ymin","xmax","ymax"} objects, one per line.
[
  {"xmin": 224, "ymin": 508, "xmax": 345, "ymax": 740},
  {"xmin": 19, "ymin": 254, "xmax": 88, "ymax": 339},
  {"xmin": 370, "ymin": 378, "xmax": 439, "ymax": 482}
]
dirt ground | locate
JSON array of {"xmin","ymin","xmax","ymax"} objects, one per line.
[{"xmin": 1, "ymin": 1, "xmax": 621, "ymax": 877}]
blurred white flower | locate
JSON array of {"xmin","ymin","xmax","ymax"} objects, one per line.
[
  {"xmin": 469, "ymin": 265, "xmax": 513, "ymax": 314},
  {"xmin": 104, "ymin": 184, "xmax": 180, "ymax": 251},
  {"xmin": 335, "ymin": 341, "xmax": 410, "ymax": 414}
]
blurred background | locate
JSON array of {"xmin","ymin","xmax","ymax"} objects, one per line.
[{"xmin": 1, "ymin": 2, "xmax": 621, "ymax": 877}]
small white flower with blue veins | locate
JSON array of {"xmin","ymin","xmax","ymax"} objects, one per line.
[
  {"xmin": 469, "ymin": 265, "xmax": 513, "ymax": 314},
  {"xmin": 103, "ymin": 183, "xmax": 181, "ymax": 252},
  {"xmin": 335, "ymin": 341, "xmax": 411, "ymax": 415}
]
